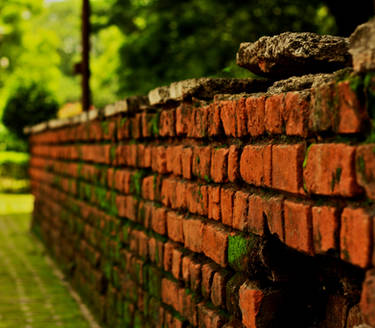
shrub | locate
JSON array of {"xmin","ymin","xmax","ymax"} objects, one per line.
[{"xmin": 2, "ymin": 81, "xmax": 59, "ymax": 139}]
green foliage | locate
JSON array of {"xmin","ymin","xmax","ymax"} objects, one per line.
[
  {"xmin": 2, "ymin": 81, "xmax": 58, "ymax": 139},
  {"xmin": 228, "ymin": 233, "xmax": 256, "ymax": 271}
]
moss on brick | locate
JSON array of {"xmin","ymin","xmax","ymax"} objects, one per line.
[{"xmin": 228, "ymin": 233, "xmax": 256, "ymax": 271}]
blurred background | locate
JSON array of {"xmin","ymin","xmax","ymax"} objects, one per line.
[{"xmin": 0, "ymin": 0, "xmax": 373, "ymax": 193}]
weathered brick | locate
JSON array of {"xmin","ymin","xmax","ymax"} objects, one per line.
[
  {"xmin": 211, "ymin": 270, "xmax": 230, "ymax": 308},
  {"xmin": 167, "ymin": 211, "xmax": 184, "ymax": 244},
  {"xmin": 151, "ymin": 207, "xmax": 167, "ymax": 235},
  {"xmin": 265, "ymin": 93, "xmax": 284, "ymax": 134},
  {"xmin": 208, "ymin": 186, "xmax": 221, "ymax": 221},
  {"xmin": 183, "ymin": 218, "xmax": 204, "ymax": 253},
  {"xmin": 192, "ymin": 146, "xmax": 211, "ymax": 180},
  {"xmin": 221, "ymin": 188, "xmax": 235, "ymax": 227},
  {"xmin": 312, "ymin": 206, "xmax": 339, "ymax": 254},
  {"xmin": 284, "ymin": 200, "xmax": 313, "ymax": 255},
  {"xmin": 272, "ymin": 143, "xmax": 305, "ymax": 194},
  {"xmin": 236, "ymin": 98, "xmax": 248, "ymax": 137},
  {"xmin": 159, "ymin": 109, "xmax": 175, "ymax": 137},
  {"xmin": 246, "ymin": 95, "xmax": 265, "ymax": 137},
  {"xmin": 283, "ymin": 91, "xmax": 309, "ymax": 137},
  {"xmin": 340, "ymin": 207, "xmax": 372, "ymax": 268},
  {"xmin": 233, "ymin": 191, "xmax": 249, "ymax": 231},
  {"xmin": 202, "ymin": 223, "xmax": 228, "ymax": 267},
  {"xmin": 220, "ymin": 100, "xmax": 237, "ymax": 137},
  {"xmin": 211, "ymin": 147, "xmax": 229, "ymax": 183},
  {"xmin": 240, "ymin": 145, "xmax": 272, "ymax": 187},
  {"xmin": 228, "ymin": 145, "xmax": 240, "ymax": 183},
  {"xmin": 197, "ymin": 302, "xmax": 226, "ymax": 328},
  {"xmin": 304, "ymin": 143, "xmax": 361, "ymax": 197},
  {"xmin": 208, "ymin": 103, "xmax": 222, "ymax": 137},
  {"xmin": 360, "ymin": 269, "xmax": 375, "ymax": 327},
  {"xmin": 181, "ymin": 147, "xmax": 193, "ymax": 179}
]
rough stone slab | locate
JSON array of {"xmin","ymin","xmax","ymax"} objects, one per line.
[
  {"xmin": 48, "ymin": 117, "xmax": 71, "ymax": 129},
  {"xmin": 87, "ymin": 108, "xmax": 99, "ymax": 121},
  {"xmin": 30, "ymin": 122, "xmax": 48, "ymax": 134},
  {"xmin": 148, "ymin": 86, "xmax": 170, "ymax": 106},
  {"xmin": 267, "ymin": 68, "xmax": 352, "ymax": 94},
  {"xmin": 349, "ymin": 18, "xmax": 375, "ymax": 72},
  {"xmin": 237, "ymin": 32, "xmax": 351, "ymax": 78},
  {"xmin": 149, "ymin": 78, "xmax": 270, "ymax": 105}
]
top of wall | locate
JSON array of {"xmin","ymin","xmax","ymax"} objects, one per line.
[{"xmin": 24, "ymin": 18, "xmax": 375, "ymax": 135}]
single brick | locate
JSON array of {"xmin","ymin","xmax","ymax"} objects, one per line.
[
  {"xmin": 240, "ymin": 145, "xmax": 272, "ymax": 187},
  {"xmin": 304, "ymin": 143, "xmax": 361, "ymax": 197},
  {"xmin": 246, "ymin": 95, "xmax": 265, "ymax": 137},
  {"xmin": 211, "ymin": 270, "xmax": 230, "ymax": 308},
  {"xmin": 166, "ymin": 211, "xmax": 184, "ymax": 244},
  {"xmin": 221, "ymin": 188, "xmax": 235, "ymax": 227},
  {"xmin": 312, "ymin": 206, "xmax": 339, "ymax": 254},
  {"xmin": 181, "ymin": 147, "xmax": 193, "ymax": 179},
  {"xmin": 247, "ymin": 194, "xmax": 266, "ymax": 235},
  {"xmin": 175, "ymin": 180, "xmax": 187, "ymax": 209},
  {"xmin": 211, "ymin": 147, "xmax": 229, "ymax": 183},
  {"xmin": 163, "ymin": 241, "xmax": 174, "ymax": 272},
  {"xmin": 360, "ymin": 269, "xmax": 375, "ymax": 327},
  {"xmin": 336, "ymin": 81, "xmax": 366, "ymax": 133},
  {"xmin": 151, "ymin": 207, "xmax": 167, "ymax": 235},
  {"xmin": 220, "ymin": 100, "xmax": 237, "ymax": 137},
  {"xmin": 265, "ymin": 93, "xmax": 284, "ymax": 134},
  {"xmin": 263, "ymin": 195, "xmax": 284, "ymax": 241},
  {"xmin": 192, "ymin": 146, "xmax": 211, "ymax": 180},
  {"xmin": 236, "ymin": 98, "xmax": 248, "ymax": 137},
  {"xmin": 202, "ymin": 223, "xmax": 229, "ymax": 267},
  {"xmin": 272, "ymin": 143, "xmax": 305, "ymax": 194},
  {"xmin": 284, "ymin": 200, "xmax": 313, "ymax": 255},
  {"xmin": 194, "ymin": 105, "xmax": 209, "ymax": 138},
  {"xmin": 340, "ymin": 207, "xmax": 372, "ymax": 268},
  {"xmin": 208, "ymin": 185, "xmax": 221, "ymax": 221},
  {"xmin": 233, "ymin": 191, "xmax": 249, "ymax": 231},
  {"xmin": 176, "ymin": 103, "xmax": 191, "ymax": 136},
  {"xmin": 283, "ymin": 91, "xmax": 309, "ymax": 137},
  {"xmin": 197, "ymin": 302, "xmax": 226, "ymax": 328},
  {"xmin": 161, "ymin": 278, "xmax": 179, "ymax": 308},
  {"xmin": 171, "ymin": 247, "xmax": 183, "ymax": 280},
  {"xmin": 356, "ymin": 144, "xmax": 375, "ymax": 200},
  {"xmin": 208, "ymin": 103, "xmax": 222, "ymax": 137},
  {"xmin": 159, "ymin": 109, "xmax": 175, "ymax": 137},
  {"xmin": 228, "ymin": 145, "xmax": 240, "ymax": 182},
  {"xmin": 183, "ymin": 218, "xmax": 204, "ymax": 253}
]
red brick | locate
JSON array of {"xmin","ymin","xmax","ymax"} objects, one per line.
[
  {"xmin": 247, "ymin": 194, "xmax": 266, "ymax": 235},
  {"xmin": 221, "ymin": 188, "xmax": 235, "ymax": 227},
  {"xmin": 220, "ymin": 100, "xmax": 236, "ymax": 137},
  {"xmin": 272, "ymin": 143, "xmax": 305, "ymax": 194},
  {"xmin": 240, "ymin": 145, "xmax": 272, "ymax": 187},
  {"xmin": 265, "ymin": 94, "xmax": 284, "ymax": 134},
  {"xmin": 166, "ymin": 145, "xmax": 180, "ymax": 174},
  {"xmin": 356, "ymin": 144, "xmax": 375, "ymax": 200},
  {"xmin": 309, "ymin": 82, "xmax": 337, "ymax": 132},
  {"xmin": 189, "ymin": 259, "xmax": 202, "ymax": 293},
  {"xmin": 283, "ymin": 91, "xmax": 309, "ymax": 137},
  {"xmin": 171, "ymin": 247, "xmax": 183, "ymax": 279},
  {"xmin": 194, "ymin": 105, "xmax": 209, "ymax": 138},
  {"xmin": 176, "ymin": 103, "xmax": 191, "ymax": 136},
  {"xmin": 228, "ymin": 145, "xmax": 240, "ymax": 182},
  {"xmin": 208, "ymin": 186, "xmax": 221, "ymax": 221},
  {"xmin": 312, "ymin": 206, "xmax": 339, "ymax": 254},
  {"xmin": 183, "ymin": 218, "xmax": 204, "ymax": 253},
  {"xmin": 151, "ymin": 207, "xmax": 167, "ymax": 235},
  {"xmin": 181, "ymin": 147, "xmax": 193, "ymax": 179},
  {"xmin": 340, "ymin": 207, "xmax": 372, "ymax": 268},
  {"xmin": 211, "ymin": 270, "xmax": 230, "ymax": 308},
  {"xmin": 175, "ymin": 181, "xmax": 187, "ymax": 209},
  {"xmin": 263, "ymin": 195, "xmax": 284, "ymax": 241},
  {"xmin": 187, "ymin": 184, "xmax": 208, "ymax": 217},
  {"xmin": 233, "ymin": 191, "xmax": 249, "ymax": 231},
  {"xmin": 208, "ymin": 103, "xmax": 222, "ymax": 137},
  {"xmin": 240, "ymin": 283, "xmax": 284, "ymax": 328},
  {"xmin": 284, "ymin": 200, "xmax": 313, "ymax": 255},
  {"xmin": 167, "ymin": 211, "xmax": 184, "ymax": 244},
  {"xmin": 161, "ymin": 278, "xmax": 179, "ymax": 307},
  {"xmin": 211, "ymin": 147, "xmax": 229, "ymax": 183},
  {"xmin": 360, "ymin": 268, "xmax": 375, "ymax": 327},
  {"xmin": 141, "ymin": 112, "xmax": 153, "ymax": 137},
  {"xmin": 197, "ymin": 302, "xmax": 226, "ymax": 328},
  {"xmin": 336, "ymin": 81, "xmax": 366, "ymax": 133},
  {"xmin": 163, "ymin": 241, "xmax": 174, "ymax": 272},
  {"xmin": 192, "ymin": 146, "xmax": 211, "ymax": 180},
  {"xmin": 152, "ymin": 146, "xmax": 167, "ymax": 174},
  {"xmin": 201, "ymin": 262, "xmax": 218, "ymax": 300},
  {"xmin": 202, "ymin": 223, "xmax": 228, "ymax": 266},
  {"xmin": 236, "ymin": 98, "xmax": 248, "ymax": 137},
  {"xmin": 159, "ymin": 109, "xmax": 175, "ymax": 137},
  {"xmin": 131, "ymin": 114, "xmax": 142, "ymax": 139},
  {"xmin": 246, "ymin": 95, "xmax": 265, "ymax": 136},
  {"xmin": 304, "ymin": 143, "xmax": 361, "ymax": 197}
]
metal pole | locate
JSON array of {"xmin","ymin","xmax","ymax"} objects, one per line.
[{"xmin": 82, "ymin": 0, "xmax": 91, "ymax": 111}]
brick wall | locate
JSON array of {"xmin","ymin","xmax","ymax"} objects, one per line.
[{"xmin": 27, "ymin": 28, "xmax": 375, "ymax": 328}]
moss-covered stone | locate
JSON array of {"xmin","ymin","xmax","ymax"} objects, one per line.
[{"xmin": 228, "ymin": 233, "xmax": 257, "ymax": 271}]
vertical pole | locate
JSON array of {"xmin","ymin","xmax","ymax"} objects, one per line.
[{"xmin": 82, "ymin": 0, "xmax": 91, "ymax": 111}]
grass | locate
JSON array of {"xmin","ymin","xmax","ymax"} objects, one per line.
[{"xmin": 0, "ymin": 194, "xmax": 91, "ymax": 328}]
